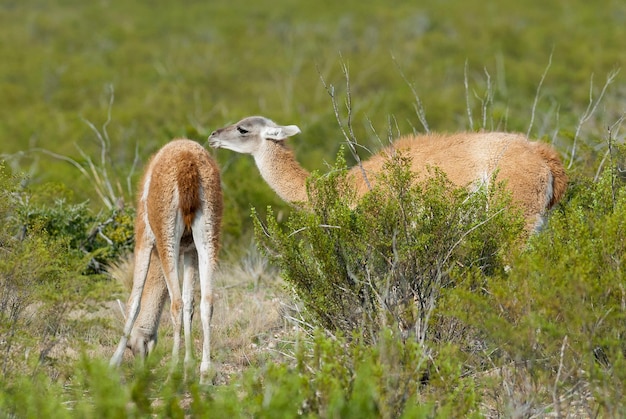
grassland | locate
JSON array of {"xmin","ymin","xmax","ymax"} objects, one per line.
[
  {"xmin": 2, "ymin": 0, "xmax": 624, "ymax": 217},
  {"xmin": 1, "ymin": 0, "xmax": 626, "ymax": 417}
]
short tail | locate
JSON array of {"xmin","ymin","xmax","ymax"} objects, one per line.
[
  {"xmin": 533, "ymin": 142, "xmax": 568, "ymax": 208},
  {"xmin": 177, "ymin": 153, "xmax": 201, "ymax": 231}
]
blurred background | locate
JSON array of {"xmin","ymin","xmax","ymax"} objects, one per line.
[{"xmin": 2, "ymin": 0, "xmax": 624, "ymax": 247}]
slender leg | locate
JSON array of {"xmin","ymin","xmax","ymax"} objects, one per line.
[
  {"xmin": 157, "ymin": 239, "xmax": 183, "ymax": 368},
  {"xmin": 192, "ymin": 223, "xmax": 216, "ymax": 383},
  {"xmin": 110, "ymin": 238, "xmax": 153, "ymax": 367},
  {"xmin": 182, "ymin": 250, "xmax": 197, "ymax": 367},
  {"xmin": 128, "ymin": 250, "xmax": 168, "ymax": 358}
]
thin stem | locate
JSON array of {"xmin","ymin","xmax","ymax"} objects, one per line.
[
  {"xmin": 568, "ymin": 69, "xmax": 620, "ymax": 169},
  {"xmin": 319, "ymin": 56, "xmax": 372, "ymax": 190},
  {"xmin": 527, "ymin": 51, "xmax": 553, "ymax": 138},
  {"xmin": 392, "ymin": 53, "xmax": 429, "ymax": 133},
  {"xmin": 464, "ymin": 60, "xmax": 474, "ymax": 131}
]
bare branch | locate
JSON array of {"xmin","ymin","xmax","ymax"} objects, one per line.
[
  {"xmin": 318, "ymin": 56, "xmax": 372, "ymax": 190},
  {"xmin": 464, "ymin": 60, "xmax": 474, "ymax": 131},
  {"xmin": 472, "ymin": 67, "xmax": 494, "ymax": 130},
  {"xmin": 287, "ymin": 224, "xmax": 341, "ymax": 238},
  {"xmin": 32, "ymin": 148, "xmax": 113, "ymax": 208},
  {"xmin": 551, "ymin": 103, "xmax": 561, "ymax": 144},
  {"xmin": 80, "ymin": 94, "xmax": 111, "ymax": 172},
  {"xmin": 568, "ymin": 69, "xmax": 620, "ymax": 169},
  {"xmin": 483, "ymin": 67, "xmax": 494, "ymax": 129},
  {"xmin": 75, "ymin": 144, "xmax": 115, "ymax": 209},
  {"xmin": 391, "ymin": 53, "xmax": 430, "ymax": 133},
  {"xmin": 127, "ymin": 141, "xmax": 140, "ymax": 198},
  {"xmin": 595, "ymin": 113, "xmax": 626, "ymax": 182},
  {"xmin": 32, "ymin": 85, "xmax": 140, "ymax": 210},
  {"xmin": 443, "ymin": 207, "xmax": 506, "ymax": 268},
  {"xmin": 527, "ymin": 51, "xmax": 553, "ymax": 138},
  {"xmin": 552, "ymin": 335, "xmax": 569, "ymax": 419}
]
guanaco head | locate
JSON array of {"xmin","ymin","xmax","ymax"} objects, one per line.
[
  {"xmin": 128, "ymin": 328, "xmax": 157, "ymax": 358},
  {"xmin": 208, "ymin": 116, "xmax": 301, "ymax": 154}
]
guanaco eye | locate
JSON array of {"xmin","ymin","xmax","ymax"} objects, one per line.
[{"xmin": 237, "ymin": 126, "xmax": 249, "ymax": 135}]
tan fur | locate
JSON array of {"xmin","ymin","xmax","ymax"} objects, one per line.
[
  {"xmin": 259, "ymin": 141, "xmax": 309, "ymax": 203},
  {"xmin": 176, "ymin": 151, "xmax": 202, "ymax": 231},
  {"xmin": 126, "ymin": 251, "xmax": 168, "ymax": 357},
  {"xmin": 209, "ymin": 117, "xmax": 567, "ymax": 233},
  {"xmin": 105, "ymin": 251, "xmax": 169, "ymax": 356},
  {"xmin": 530, "ymin": 142, "xmax": 568, "ymax": 208},
  {"xmin": 111, "ymin": 139, "xmax": 223, "ymax": 383},
  {"xmin": 350, "ymin": 132, "xmax": 568, "ymax": 229}
]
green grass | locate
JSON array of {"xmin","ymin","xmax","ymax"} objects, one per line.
[
  {"xmin": 1, "ymin": 0, "xmax": 626, "ymax": 417},
  {"xmin": 2, "ymin": 0, "xmax": 624, "ymax": 221}
]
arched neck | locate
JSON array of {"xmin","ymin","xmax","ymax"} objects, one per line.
[{"xmin": 253, "ymin": 141, "xmax": 310, "ymax": 204}]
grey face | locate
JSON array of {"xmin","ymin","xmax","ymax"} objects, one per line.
[{"xmin": 208, "ymin": 116, "xmax": 301, "ymax": 155}]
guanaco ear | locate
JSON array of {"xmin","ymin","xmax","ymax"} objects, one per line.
[{"xmin": 261, "ymin": 124, "xmax": 301, "ymax": 140}]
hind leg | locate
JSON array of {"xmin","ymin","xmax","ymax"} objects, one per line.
[
  {"xmin": 191, "ymin": 223, "xmax": 218, "ymax": 383},
  {"xmin": 182, "ymin": 249, "xmax": 197, "ymax": 368},
  {"xmin": 156, "ymin": 236, "xmax": 184, "ymax": 368}
]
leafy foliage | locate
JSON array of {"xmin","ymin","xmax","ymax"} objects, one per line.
[
  {"xmin": 250, "ymin": 144, "xmax": 626, "ymax": 416},
  {"xmin": 0, "ymin": 331, "xmax": 464, "ymax": 418},
  {"xmin": 0, "ymin": 165, "xmax": 88, "ymax": 382},
  {"xmin": 13, "ymin": 182, "xmax": 135, "ymax": 274},
  {"xmin": 254, "ymin": 151, "xmax": 523, "ymax": 343},
  {"xmin": 1, "ymin": 0, "xmax": 625, "ymax": 416},
  {"xmin": 447, "ymin": 160, "xmax": 626, "ymax": 414}
]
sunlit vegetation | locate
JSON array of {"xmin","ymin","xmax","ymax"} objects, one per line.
[{"xmin": 1, "ymin": 0, "xmax": 625, "ymax": 416}]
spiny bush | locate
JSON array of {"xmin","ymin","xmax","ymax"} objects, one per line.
[
  {"xmin": 250, "ymin": 144, "xmax": 626, "ymax": 415},
  {"xmin": 14, "ymin": 186, "xmax": 135, "ymax": 274},
  {"xmin": 0, "ymin": 163, "xmax": 120, "ymax": 383},
  {"xmin": 253, "ymin": 150, "xmax": 524, "ymax": 343},
  {"xmin": 204, "ymin": 330, "xmax": 434, "ymax": 418},
  {"xmin": 438, "ymin": 145, "xmax": 626, "ymax": 415}
]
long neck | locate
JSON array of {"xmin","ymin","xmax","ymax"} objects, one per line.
[{"xmin": 254, "ymin": 141, "xmax": 310, "ymax": 204}]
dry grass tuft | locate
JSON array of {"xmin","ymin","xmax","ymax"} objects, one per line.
[
  {"xmin": 105, "ymin": 251, "xmax": 135, "ymax": 292},
  {"xmin": 478, "ymin": 362, "xmax": 595, "ymax": 418},
  {"xmin": 209, "ymin": 248, "xmax": 292, "ymax": 382}
]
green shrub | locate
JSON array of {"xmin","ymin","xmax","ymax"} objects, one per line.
[
  {"xmin": 12, "ymin": 181, "xmax": 135, "ymax": 274},
  {"xmin": 0, "ymin": 371, "xmax": 71, "ymax": 419},
  {"xmin": 0, "ymin": 219, "xmax": 97, "ymax": 379},
  {"xmin": 442, "ymin": 151, "xmax": 626, "ymax": 415},
  {"xmin": 254, "ymin": 150, "xmax": 523, "ymax": 343},
  {"xmin": 0, "ymin": 163, "xmax": 118, "ymax": 383},
  {"xmin": 250, "ymin": 143, "xmax": 626, "ymax": 416}
]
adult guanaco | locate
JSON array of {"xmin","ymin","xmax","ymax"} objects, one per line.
[{"xmin": 209, "ymin": 116, "xmax": 567, "ymax": 233}]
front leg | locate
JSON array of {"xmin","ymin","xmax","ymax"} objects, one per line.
[
  {"xmin": 158, "ymin": 241, "xmax": 183, "ymax": 368},
  {"xmin": 128, "ymin": 249, "xmax": 168, "ymax": 358}
]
